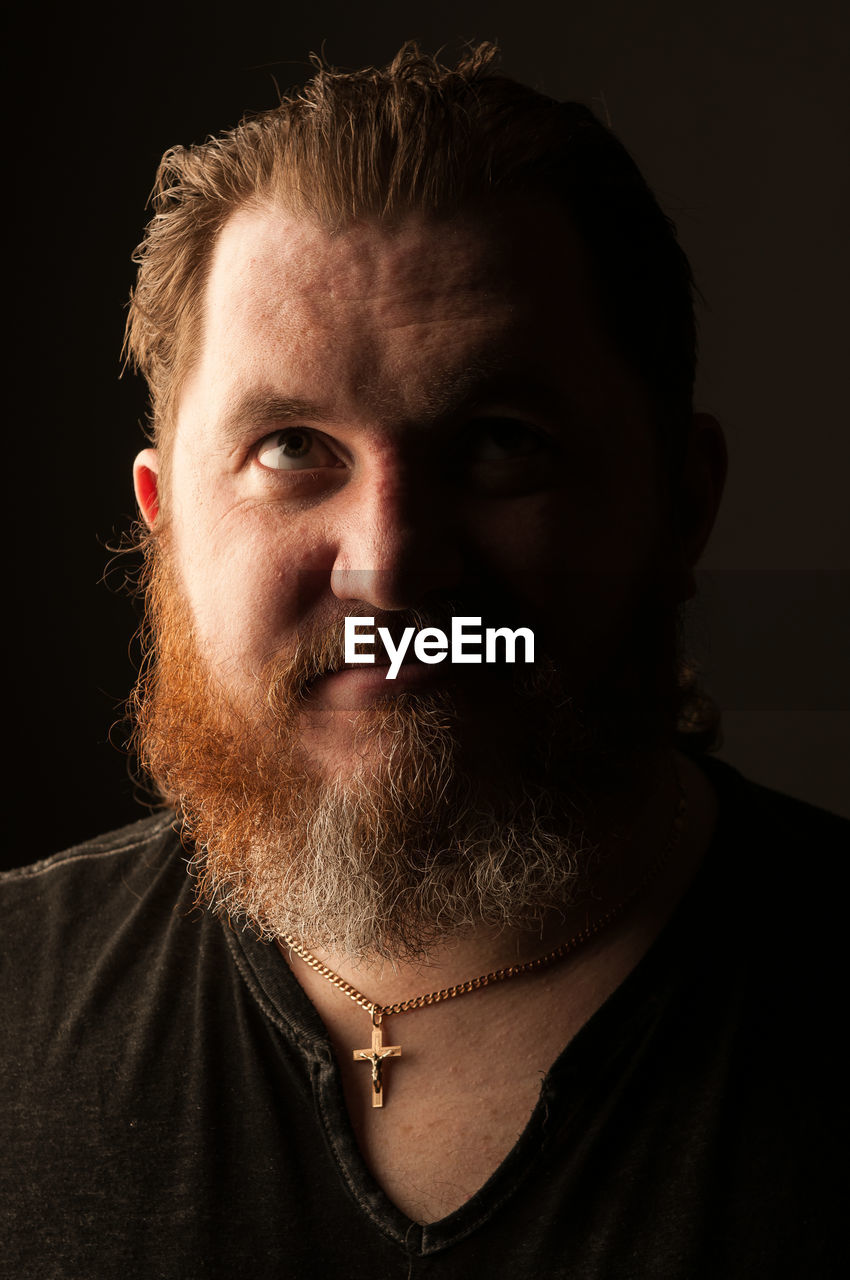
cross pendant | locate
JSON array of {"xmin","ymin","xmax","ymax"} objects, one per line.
[{"xmin": 353, "ymin": 1015, "xmax": 402, "ymax": 1108}]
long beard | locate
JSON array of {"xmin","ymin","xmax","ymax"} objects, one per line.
[{"xmin": 131, "ymin": 541, "xmax": 681, "ymax": 962}]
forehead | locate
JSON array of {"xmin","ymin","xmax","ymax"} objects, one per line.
[
  {"xmin": 175, "ymin": 199, "xmax": 646, "ymax": 444},
  {"xmin": 208, "ymin": 204, "xmax": 518, "ymax": 325}
]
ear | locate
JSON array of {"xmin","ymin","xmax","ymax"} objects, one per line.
[
  {"xmin": 675, "ymin": 413, "xmax": 727, "ymax": 597},
  {"xmin": 133, "ymin": 448, "xmax": 160, "ymax": 528}
]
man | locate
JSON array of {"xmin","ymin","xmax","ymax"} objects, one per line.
[{"xmin": 2, "ymin": 43, "xmax": 844, "ymax": 1278}]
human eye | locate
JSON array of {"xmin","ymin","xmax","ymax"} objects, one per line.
[
  {"xmin": 256, "ymin": 427, "xmax": 343, "ymax": 472},
  {"xmin": 466, "ymin": 417, "xmax": 546, "ymax": 462},
  {"xmin": 460, "ymin": 415, "xmax": 557, "ymax": 496}
]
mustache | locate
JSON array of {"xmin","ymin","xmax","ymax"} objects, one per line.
[
  {"xmin": 265, "ymin": 606, "xmax": 457, "ymax": 697},
  {"xmin": 262, "ymin": 600, "xmax": 542, "ymax": 702}
]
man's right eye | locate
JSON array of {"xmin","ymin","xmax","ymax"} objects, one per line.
[{"xmin": 256, "ymin": 428, "xmax": 342, "ymax": 471}]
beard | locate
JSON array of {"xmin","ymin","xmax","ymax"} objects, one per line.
[{"xmin": 131, "ymin": 537, "xmax": 683, "ymax": 963}]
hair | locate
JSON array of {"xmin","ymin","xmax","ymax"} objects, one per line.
[{"xmin": 124, "ymin": 40, "xmax": 697, "ymax": 471}]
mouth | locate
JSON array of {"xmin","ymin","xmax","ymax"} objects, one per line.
[{"xmin": 302, "ymin": 652, "xmax": 452, "ymax": 708}]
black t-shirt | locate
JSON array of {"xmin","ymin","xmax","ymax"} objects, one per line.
[{"xmin": 1, "ymin": 759, "xmax": 846, "ymax": 1278}]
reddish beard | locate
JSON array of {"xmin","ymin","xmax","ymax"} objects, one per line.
[{"xmin": 131, "ymin": 537, "xmax": 682, "ymax": 962}]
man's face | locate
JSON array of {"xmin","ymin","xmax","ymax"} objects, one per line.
[
  {"xmin": 133, "ymin": 200, "xmax": 689, "ymax": 958},
  {"xmin": 143, "ymin": 202, "xmax": 670, "ymax": 764}
]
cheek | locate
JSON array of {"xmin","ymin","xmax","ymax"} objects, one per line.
[
  {"xmin": 173, "ymin": 511, "xmax": 314, "ymax": 676},
  {"xmin": 474, "ymin": 478, "xmax": 661, "ymax": 582},
  {"xmin": 476, "ymin": 485, "xmax": 665, "ymax": 673}
]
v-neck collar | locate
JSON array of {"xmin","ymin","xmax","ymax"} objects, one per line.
[{"xmin": 225, "ymin": 757, "xmax": 739, "ymax": 1254}]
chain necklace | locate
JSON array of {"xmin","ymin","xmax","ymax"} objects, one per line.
[{"xmin": 283, "ymin": 775, "xmax": 687, "ymax": 1108}]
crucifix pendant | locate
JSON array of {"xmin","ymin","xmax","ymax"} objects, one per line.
[{"xmin": 353, "ymin": 1012, "xmax": 401, "ymax": 1108}]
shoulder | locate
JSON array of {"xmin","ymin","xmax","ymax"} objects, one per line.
[
  {"xmin": 700, "ymin": 754, "xmax": 848, "ymax": 855},
  {"xmin": 694, "ymin": 755, "xmax": 848, "ymax": 1002},
  {"xmin": 1, "ymin": 810, "xmax": 181, "ymax": 903},
  {"xmin": 0, "ymin": 812, "xmax": 189, "ymax": 969},
  {"xmin": 2, "ymin": 810, "xmax": 178, "ymax": 883},
  {"xmin": 0, "ymin": 811, "xmax": 212, "ymax": 1082}
]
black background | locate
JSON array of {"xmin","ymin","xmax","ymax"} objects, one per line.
[{"xmin": 6, "ymin": 0, "xmax": 848, "ymax": 871}]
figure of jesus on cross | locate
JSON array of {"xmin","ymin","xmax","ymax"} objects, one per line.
[{"xmin": 353, "ymin": 1014, "xmax": 402, "ymax": 1107}]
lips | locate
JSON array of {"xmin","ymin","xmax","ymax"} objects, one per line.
[
  {"xmin": 339, "ymin": 654, "xmax": 413, "ymax": 671},
  {"xmin": 333, "ymin": 652, "xmax": 429, "ymax": 678},
  {"xmin": 302, "ymin": 656, "xmax": 443, "ymax": 709}
]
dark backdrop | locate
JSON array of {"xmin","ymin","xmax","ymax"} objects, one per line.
[{"xmin": 6, "ymin": 0, "xmax": 848, "ymax": 871}]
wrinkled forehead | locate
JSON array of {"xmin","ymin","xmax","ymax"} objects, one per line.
[
  {"xmin": 207, "ymin": 197, "xmax": 591, "ymax": 300},
  {"xmin": 175, "ymin": 200, "xmax": 610, "ymax": 435},
  {"xmin": 206, "ymin": 204, "xmax": 517, "ymax": 317}
]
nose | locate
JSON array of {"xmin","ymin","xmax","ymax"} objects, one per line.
[{"xmin": 330, "ymin": 468, "xmax": 464, "ymax": 611}]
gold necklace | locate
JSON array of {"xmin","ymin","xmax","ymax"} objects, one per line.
[{"xmin": 283, "ymin": 776, "xmax": 687, "ymax": 1108}]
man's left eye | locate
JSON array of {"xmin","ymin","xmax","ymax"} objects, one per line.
[
  {"xmin": 466, "ymin": 418, "xmax": 545, "ymax": 462},
  {"xmin": 256, "ymin": 428, "xmax": 341, "ymax": 471}
]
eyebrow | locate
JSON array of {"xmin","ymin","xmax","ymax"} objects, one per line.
[
  {"xmin": 423, "ymin": 365, "xmax": 570, "ymax": 419},
  {"xmin": 216, "ymin": 392, "xmax": 334, "ymax": 448},
  {"xmin": 214, "ymin": 362, "xmax": 577, "ymax": 448}
]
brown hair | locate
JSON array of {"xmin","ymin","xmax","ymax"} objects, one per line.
[{"xmin": 125, "ymin": 41, "xmax": 697, "ymax": 470}]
